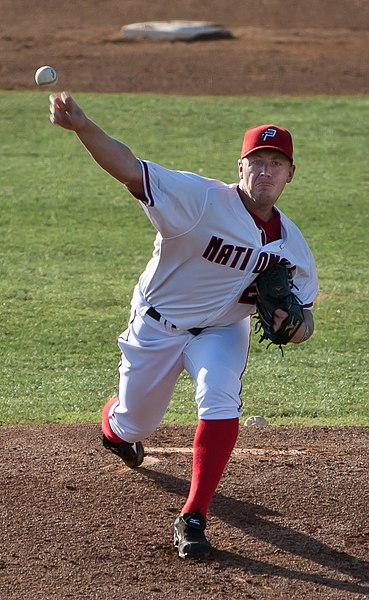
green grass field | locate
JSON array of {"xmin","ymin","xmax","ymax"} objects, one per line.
[{"xmin": 1, "ymin": 91, "xmax": 368, "ymax": 425}]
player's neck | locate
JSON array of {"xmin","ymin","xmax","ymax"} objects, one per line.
[{"xmin": 237, "ymin": 186, "xmax": 276, "ymax": 222}]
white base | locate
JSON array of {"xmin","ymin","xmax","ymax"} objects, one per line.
[{"xmin": 121, "ymin": 20, "xmax": 232, "ymax": 41}]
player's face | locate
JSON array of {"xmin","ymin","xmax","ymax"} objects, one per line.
[{"xmin": 238, "ymin": 149, "xmax": 295, "ymax": 210}]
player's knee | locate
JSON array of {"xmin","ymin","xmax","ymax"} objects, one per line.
[
  {"xmin": 195, "ymin": 367, "xmax": 242, "ymax": 419},
  {"xmin": 110, "ymin": 415, "xmax": 157, "ymax": 443}
]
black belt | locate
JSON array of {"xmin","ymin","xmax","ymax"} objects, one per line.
[{"xmin": 146, "ymin": 306, "xmax": 205, "ymax": 336}]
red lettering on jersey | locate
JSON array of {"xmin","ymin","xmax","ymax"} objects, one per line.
[
  {"xmin": 215, "ymin": 244, "xmax": 234, "ymax": 265},
  {"xmin": 239, "ymin": 247, "xmax": 253, "ymax": 271},
  {"xmin": 229, "ymin": 246, "xmax": 245, "ymax": 268},
  {"xmin": 202, "ymin": 236, "xmax": 224, "ymax": 261},
  {"xmin": 253, "ymin": 252, "xmax": 289, "ymax": 273},
  {"xmin": 203, "ymin": 236, "xmax": 253, "ymax": 270},
  {"xmin": 253, "ymin": 252, "xmax": 269, "ymax": 273},
  {"xmin": 238, "ymin": 282, "xmax": 257, "ymax": 304}
]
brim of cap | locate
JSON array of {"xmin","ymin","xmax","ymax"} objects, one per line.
[{"xmin": 241, "ymin": 144, "xmax": 293, "ymax": 162}]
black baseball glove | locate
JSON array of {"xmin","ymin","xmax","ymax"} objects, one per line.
[{"xmin": 254, "ymin": 262, "xmax": 304, "ymax": 347}]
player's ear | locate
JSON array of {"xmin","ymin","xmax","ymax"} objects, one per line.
[
  {"xmin": 287, "ymin": 164, "xmax": 296, "ymax": 183},
  {"xmin": 238, "ymin": 158, "xmax": 243, "ymax": 178}
]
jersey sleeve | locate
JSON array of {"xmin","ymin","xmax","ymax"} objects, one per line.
[
  {"xmin": 275, "ymin": 212, "xmax": 319, "ymax": 309},
  {"xmin": 135, "ymin": 160, "xmax": 220, "ymax": 238},
  {"xmin": 294, "ymin": 259, "xmax": 319, "ymax": 309},
  {"xmin": 290, "ymin": 238, "xmax": 319, "ymax": 309}
]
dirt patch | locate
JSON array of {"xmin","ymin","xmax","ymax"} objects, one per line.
[
  {"xmin": 2, "ymin": 0, "xmax": 369, "ymax": 95},
  {"xmin": 2, "ymin": 1, "xmax": 369, "ymax": 598},
  {"xmin": 1, "ymin": 424, "xmax": 368, "ymax": 599}
]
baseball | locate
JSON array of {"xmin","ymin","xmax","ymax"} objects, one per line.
[
  {"xmin": 244, "ymin": 415, "xmax": 269, "ymax": 427},
  {"xmin": 34, "ymin": 65, "xmax": 58, "ymax": 86}
]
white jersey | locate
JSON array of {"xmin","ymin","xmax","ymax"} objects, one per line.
[{"xmin": 129, "ymin": 160, "xmax": 318, "ymax": 330}]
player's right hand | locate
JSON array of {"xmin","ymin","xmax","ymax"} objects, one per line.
[{"xmin": 49, "ymin": 92, "xmax": 88, "ymax": 132}]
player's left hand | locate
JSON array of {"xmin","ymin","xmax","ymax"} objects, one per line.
[
  {"xmin": 273, "ymin": 307, "xmax": 313, "ymax": 344},
  {"xmin": 272, "ymin": 308, "xmax": 288, "ymax": 332},
  {"xmin": 255, "ymin": 263, "xmax": 305, "ymax": 347}
]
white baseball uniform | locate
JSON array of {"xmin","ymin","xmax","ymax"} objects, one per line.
[{"xmin": 108, "ymin": 161, "xmax": 318, "ymax": 442}]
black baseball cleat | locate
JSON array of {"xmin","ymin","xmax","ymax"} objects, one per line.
[
  {"xmin": 102, "ymin": 434, "xmax": 144, "ymax": 468},
  {"xmin": 174, "ymin": 512, "xmax": 212, "ymax": 559}
]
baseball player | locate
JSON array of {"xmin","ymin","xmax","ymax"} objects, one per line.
[{"xmin": 49, "ymin": 93, "xmax": 318, "ymax": 559}]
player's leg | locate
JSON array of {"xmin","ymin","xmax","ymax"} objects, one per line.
[
  {"xmin": 183, "ymin": 317, "xmax": 251, "ymax": 515},
  {"xmin": 174, "ymin": 318, "xmax": 250, "ymax": 557},
  {"xmin": 102, "ymin": 312, "xmax": 187, "ymax": 464},
  {"xmin": 102, "ymin": 396, "xmax": 146, "ymax": 468}
]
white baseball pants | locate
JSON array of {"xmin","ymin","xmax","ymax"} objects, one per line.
[{"xmin": 108, "ymin": 310, "xmax": 251, "ymax": 442}]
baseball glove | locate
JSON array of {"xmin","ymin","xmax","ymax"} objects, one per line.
[{"xmin": 254, "ymin": 262, "xmax": 304, "ymax": 347}]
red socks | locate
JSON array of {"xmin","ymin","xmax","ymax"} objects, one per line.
[
  {"xmin": 102, "ymin": 396, "xmax": 123, "ymax": 444},
  {"xmin": 103, "ymin": 400, "xmax": 239, "ymax": 519},
  {"xmin": 181, "ymin": 418, "xmax": 239, "ymax": 518}
]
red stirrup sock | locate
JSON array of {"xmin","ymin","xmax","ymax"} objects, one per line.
[
  {"xmin": 102, "ymin": 396, "xmax": 123, "ymax": 444},
  {"xmin": 181, "ymin": 418, "xmax": 239, "ymax": 518}
]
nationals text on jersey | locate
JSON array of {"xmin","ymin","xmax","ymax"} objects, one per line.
[{"xmin": 202, "ymin": 235, "xmax": 292, "ymax": 273}]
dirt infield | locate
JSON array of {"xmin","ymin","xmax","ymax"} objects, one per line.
[
  {"xmin": 2, "ymin": 0, "xmax": 369, "ymax": 95},
  {"xmin": 1, "ymin": 425, "xmax": 369, "ymax": 599},
  {"xmin": 1, "ymin": 1, "xmax": 369, "ymax": 598}
]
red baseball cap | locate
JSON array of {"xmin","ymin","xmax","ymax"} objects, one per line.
[{"xmin": 241, "ymin": 124, "xmax": 294, "ymax": 162}]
